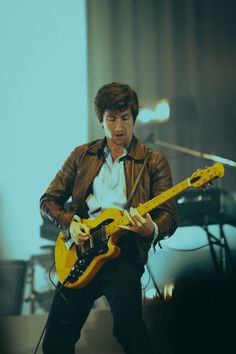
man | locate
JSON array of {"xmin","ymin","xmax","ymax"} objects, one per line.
[{"xmin": 40, "ymin": 82, "xmax": 177, "ymax": 354}]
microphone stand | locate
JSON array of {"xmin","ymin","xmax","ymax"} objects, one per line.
[{"xmin": 145, "ymin": 133, "xmax": 236, "ymax": 168}]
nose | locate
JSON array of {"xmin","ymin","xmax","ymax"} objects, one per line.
[{"xmin": 114, "ymin": 118, "xmax": 123, "ymax": 130}]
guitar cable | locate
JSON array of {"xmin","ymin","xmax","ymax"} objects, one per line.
[
  {"xmin": 33, "ymin": 262, "xmax": 74, "ymax": 354},
  {"xmin": 141, "ymin": 266, "xmax": 151, "ymax": 291},
  {"xmin": 34, "ymin": 260, "xmax": 152, "ymax": 352}
]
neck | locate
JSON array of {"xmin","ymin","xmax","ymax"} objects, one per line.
[{"xmin": 107, "ymin": 139, "xmax": 125, "ymax": 161}]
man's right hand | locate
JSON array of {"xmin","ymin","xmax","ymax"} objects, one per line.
[{"xmin": 69, "ymin": 219, "xmax": 90, "ymax": 247}]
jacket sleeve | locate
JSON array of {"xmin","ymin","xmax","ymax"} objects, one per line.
[
  {"xmin": 149, "ymin": 152, "xmax": 178, "ymax": 245},
  {"xmin": 40, "ymin": 148, "xmax": 80, "ymax": 235}
]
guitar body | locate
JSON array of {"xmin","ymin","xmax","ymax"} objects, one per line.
[
  {"xmin": 54, "ymin": 163, "xmax": 224, "ymax": 289},
  {"xmin": 55, "ymin": 208, "xmax": 124, "ymax": 289}
]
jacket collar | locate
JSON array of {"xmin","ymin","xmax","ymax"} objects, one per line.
[
  {"xmin": 87, "ymin": 135, "xmax": 147, "ymax": 160},
  {"xmin": 87, "ymin": 138, "xmax": 106, "ymax": 155},
  {"xmin": 126, "ymin": 135, "xmax": 147, "ymax": 160}
]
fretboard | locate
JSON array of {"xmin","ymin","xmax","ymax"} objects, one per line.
[{"xmin": 105, "ymin": 178, "xmax": 190, "ymax": 237}]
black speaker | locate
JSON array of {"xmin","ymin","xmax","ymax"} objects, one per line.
[{"xmin": 0, "ymin": 260, "xmax": 28, "ymax": 316}]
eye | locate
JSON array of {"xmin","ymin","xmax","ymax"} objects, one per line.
[{"xmin": 107, "ymin": 116, "xmax": 115, "ymax": 122}]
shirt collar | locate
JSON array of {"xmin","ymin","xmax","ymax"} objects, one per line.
[{"xmin": 104, "ymin": 145, "xmax": 128, "ymax": 162}]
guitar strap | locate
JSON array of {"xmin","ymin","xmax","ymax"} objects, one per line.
[
  {"xmin": 123, "ymin": 150, "xmax": 150, "ymax": 210},
  {"xmin": 122, "ymin": 150, "xmax": 151, "ymax": 266}
]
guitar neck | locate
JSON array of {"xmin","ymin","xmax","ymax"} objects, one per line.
[
  {"xmin": 105, "ymin": 178, "xmax": 191, "ymax": 237},
  {"xmin": 137, "ymin": 178, "xmax": 190, "ymax": 216}
]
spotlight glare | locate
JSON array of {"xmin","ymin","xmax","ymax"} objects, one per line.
[
  {"xmin": 163, "ymin": 282, "xmax": 175, "ymax": 301},
  {"xmin": 155, "ymin": 99, "xmax": 170, "ymax": 121},
  {"xmin": 137, "ymin": 99, "xmax": 170, "ymax": 124}
]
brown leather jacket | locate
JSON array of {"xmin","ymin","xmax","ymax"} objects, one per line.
[{"xmin": 40, "ymin": 136, "xmax": 177, "ymax": 265}]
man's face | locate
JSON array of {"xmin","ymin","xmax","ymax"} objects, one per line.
[{"xmin": 102, "ymin": 109, "xmax": 134, "ymax": 147}]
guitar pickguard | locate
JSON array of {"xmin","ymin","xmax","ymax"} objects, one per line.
[
  {"xmin": 67, "ymin": 219, "xmax": 114, "ymax": 284},
  {"xmin": 67, "ymin": 241, "xmax": 109, "ymax": 284}
]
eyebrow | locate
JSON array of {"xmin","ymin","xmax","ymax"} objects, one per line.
[{"xmin": 107, "ymin": 111, "xmax": 130, "ymax": 118}]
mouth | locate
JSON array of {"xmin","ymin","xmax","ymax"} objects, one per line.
[{"xmin": 114, "ymin": 133, "xmax": 125, "ymax": 138}]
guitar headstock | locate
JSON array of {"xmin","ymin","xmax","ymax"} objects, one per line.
[{"xmin": 189, "ymin": 163, "xmax": 224, "ymax": 188}]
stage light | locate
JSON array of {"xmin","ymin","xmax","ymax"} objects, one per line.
[
  {"xmin": 163, "ymin": 282, "xmax": 175, "ymax": 301},
  {"xmin": 137, "ymin": 99, "xmax": 170, "ymax": 125}
]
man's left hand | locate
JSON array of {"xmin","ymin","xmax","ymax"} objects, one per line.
[{"xmin": 119, "ymin": 207, "xmax": 155, "ymax": 238}]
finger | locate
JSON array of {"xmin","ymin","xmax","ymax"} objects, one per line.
[
  {"xmin": 124, "ymin": 210, "xmax": 135, "ymax": 226},
  {"xmin": 119, "ymin": 225, "xmax": 132, "ymax": 231},
  {"xmin": 78, "ymin": 235, "xmax": 90, "ymax": 242},
  {"xmin": 132, "ymin": 218, "xmax": 142, "ymax": 228},
  {"xmin": 71, "ymin": 233, "xmax": 80, "ymax": 245},
  {"xmin": 130, "ymin": 217, "xmax": 141, "ymax": 227},
  {"xmin": 146, "ymin": 213, "xmax": 152, "ymax": 222},
  {"xmin": 79, "ymin": 229, "xmax": 90, "ymax": 237},
  {"xmin": 77, "ymin": 235, "xmax": 90, "ymax": 247},
  {"xmin": 130, "ymin": 207, "xmax": 146, "ymax": 223},
  {"xmin": 71, "ymin": 230, "xmax": 89, "ymax": 245},
  {"xmin": 80, "ymin": 223, "xmax": 90, "ymax": 235}
]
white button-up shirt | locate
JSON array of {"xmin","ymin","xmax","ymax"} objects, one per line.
[{"xmin": 87, "ymin": 146, "xmax": 127, "ymax": 219}]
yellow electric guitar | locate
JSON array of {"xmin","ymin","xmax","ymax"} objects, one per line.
[{"xmin": 55, "ymin": 162, "xmax": 224, "ymax": 289}]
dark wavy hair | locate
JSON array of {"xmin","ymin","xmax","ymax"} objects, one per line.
[{"xmin": 94, "ymin": 82, "xmax": 139, "ymax": 123}]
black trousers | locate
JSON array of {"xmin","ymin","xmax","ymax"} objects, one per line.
[{"xmin": 42, "ymin": 258, "xmax": 154, "ymax": 354}]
